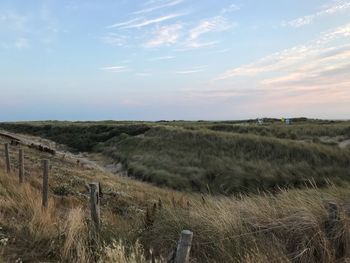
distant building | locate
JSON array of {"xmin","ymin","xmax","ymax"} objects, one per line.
[
  {"xmin": 281, "ymin": 118, "xmax": 291, "ymax": 125},
  {"xmin": 257, "ymin": 118, "xmax": 264, "ymax": 125}
]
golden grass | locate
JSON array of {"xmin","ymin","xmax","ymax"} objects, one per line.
[
  {"xmin": 0, "ymin": 163, "xmax": 150, "ymax": 262},
  {"xmin": 1, "ymin": 142, "xmax": 350, "ymax": 262},
  {"xmin": 144, "ymin": 186, "xmax": 350, "ymax": 262},
  {"xmin": 101, "ymin": 240, "xmax": 149, "ymax": 263},
  {"xmin": 62, "ymin": 208, "xmax": 91, "ymax": 263}
]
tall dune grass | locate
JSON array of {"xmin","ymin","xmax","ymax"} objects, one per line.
[
  {"xmin": 144, "ymin": 185, "xmax": 350, "ymax": 262},
  {"xmin": 2, "ymin": 149, "xmax": 350, "ymax": 262},
  {"xmin": 0, "ymin": 165, "xmax": 148, "ymax": 262}
]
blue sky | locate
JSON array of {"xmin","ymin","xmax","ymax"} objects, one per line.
[{"xmin": 0, "ymin": 0, "xmax": 349, "ymax": 121}]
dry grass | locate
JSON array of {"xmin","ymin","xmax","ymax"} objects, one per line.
[
  {"xmin": 62, "ymin": 208, "xmax": 91, "ymax": 263},
  {"xmin": 1, "ymin": 139, "xmax": 350, "ymax": 262},
  {"xmin": 0, "ymin": 161, "xmax": 151, "ymax": 263},
  {"xmin": 145, "ymin": 185, "xmax": 350, "ymax": 262},
  {"xmin": 0, "ymin": 168, "xmax": 59, "ymax": 261},
  {"xmin": 101, "ymin": 240, "xmax": 152, "ymax": 263}
]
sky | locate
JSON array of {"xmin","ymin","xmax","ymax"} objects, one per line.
[{"xmin": 0, "ymin": 0, "xmax": 349, "ymax": 121}]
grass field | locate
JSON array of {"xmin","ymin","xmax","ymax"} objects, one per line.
[
  {"xmin": 1, "ymin": 136, "xmax": 350, "ymax": 262},
  {"xmin": 1, "ymin": 119, "xmax": 349, "ymax": 194}
]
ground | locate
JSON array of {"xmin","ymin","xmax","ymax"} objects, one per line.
[{"xmin": 1, "ymin": 122, "xmax": 350, "ymax": 262}]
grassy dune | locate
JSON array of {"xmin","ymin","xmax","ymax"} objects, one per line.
[
  {"xmin": 1, "ymin": 151, "xmax": 350, "ymax": 262},
  {"xmin": 1, "ymin": 120, "xmax": 350, "ymax": 194},
  {"xmin": 209, "ymin": 120, "xmax": 350, "ymax": 141},
  {"xmin": 106, "ymin": 126, "xmax": 350, "ymax": 193}
]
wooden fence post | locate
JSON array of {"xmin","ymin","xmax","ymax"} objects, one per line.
[
  {"xmin": 4, "ymin": 144, "xmax": 11, "ymax": 173},
  {"xmin": 42, "ymin": 159, "xmax": 49, "ymax": 208},
  {"xmin": 328, "ymin": 202, "xmax": 339, "ymax": 223},
  {"xmin": 19, "ymin": 149, "xmax": 24, "ymax": 183},
  {"xmin": 326, "ymin": 202, "xmax": 339, "ymax": 237},
  {"xmin": 89, "ymin": 182, "xmax": 101, "ymax": 230},
  {"xmin": 175, "ymin": 230, "xmax": 193, "ymax": 263}
]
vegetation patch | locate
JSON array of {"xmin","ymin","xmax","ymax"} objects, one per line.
[{"xmin": 1, "ymin": 119, "xmax": 350, "ymax": 194}]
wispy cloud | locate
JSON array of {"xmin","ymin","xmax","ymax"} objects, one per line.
[
  {"xmin": 106, "ymin": 18, "xmax": 143, "ymax": 29},
  {"xmin": 261, "ymin": 45, "xmax": 350, "ymax": 88},
  {"xmin": 189, "ymin": 16, "xmax": 231, "ymax": 41},
  {"xmin": 321, "ymin": 23, "xmax": 350, "ymax": 41},
  {"xmin": 283, "ymin": 1, "xmax": 350, "ymax": 28},
  {"xmin": 218, "ymin": 46, "xmax": 313, "ymax": 78},
  {"xmin": 208, "ymin": 23, "xmax": 350, "ymax": 113},
  {"xmin": 107, "ymin": 13, "xmax": 186, "ymax": 29},
  {"xmin": 124, "ymin": 13, "xmax": 186, "ymax": 28},
  {"xmin": 135, "ymin": 72, "xmax": 152, "ymax": 77},
  {"xmin": 145, "ymin": 23, "xmax": 182, "ymax": 47},
  {"xmin": 133, "ymin": 0, "xmax": 184, "ymax": 15},
  {"xmin": 100, "ymin": 66, "xmax": 129, "ymax": 73},
  {"xmin": 218, "ymin": 23, "xmax": 350, "ymax": 79},
  {"xmin": 177, "ymin": 41, "xmax": 219, "ymax": 51},
  {"xmin": 104, "ymin": 5, "xmax": 235, "ymax": 52},
  {"xmin": 174, "ymin": 66, "xmax": 207, "ymax": 74},
  {"xmin": 284, "ymin": 16, "xmax": 313, "ymax": 28},
  {"xmin": 184, "ymin": 16, "xmax": 233, "ymax": 49},
  {"xmin": 100, "ymin": 33, "xmax": 127, "ymax": 46},
  {"xmin": 193, "ymin": 57, "xmax": 350, "ymax": 116},
  {"xmin": 143, "ymin": 15, "xmax": 235, "ymax": 50},
  {"xmin": 175, "ymin": 69, "xmax": 204, "ymax": 74},
  {"xmin": 149, "ymin": 55, "xmax": 176, "ymax": 61}
]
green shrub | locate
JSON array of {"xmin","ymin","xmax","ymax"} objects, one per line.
[{"xmin": 53, "ymin": 184, "xmax": 71, "ymax": 196}]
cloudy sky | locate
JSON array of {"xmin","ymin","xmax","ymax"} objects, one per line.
[{"xmin": 0, "ymin": 0, "xmax": 349, "ymax": 121}]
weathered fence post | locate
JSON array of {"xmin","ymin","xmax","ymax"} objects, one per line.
[
  {"xmin": 89, "ymin": 182, "xmax": 101, "ymax": 230},
  {"xmin": 328, "ymin": 202, "xmax": 339, "ymax": 223},
  {"xmin": 326, "ymin": 202, "xmax": 339, "ymax": 239},
  {"xmin": 4, "ymin": 144, "xmax": 11, "ymax": 173},
  {"xmin": 42, "ymin": 159, "xmax": 49, "ymax": 208},
  {"xmin": 19, "ymin": 149, "xmax": 24, "ymax": 183},
  {"xmin": 175, "ymin": 230, "xmax": 193, "ymax": 263}
]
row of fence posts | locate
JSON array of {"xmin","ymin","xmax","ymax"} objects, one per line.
[
  {"xmin": 4, "ymin": 143, "xmax": 50, "ymax": 207},
  {"xmin": 2, "ymin": 143, "xmax": 193, "ymax": 262}
]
